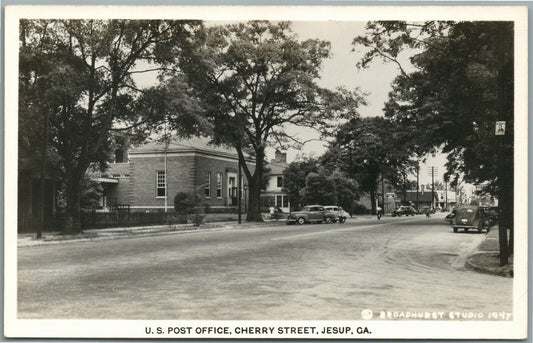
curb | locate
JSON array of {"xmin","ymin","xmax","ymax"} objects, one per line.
[
  {"xmin": 464, "ymin": 225, "xmax": 513, "ymax": 278},
  {"xmin": 18, "ymin": 220, "xmax": 288, "ymax": 247},
  {"xmin": 465, "ymin": 252, "xmax": 514, "ymax": 278}
]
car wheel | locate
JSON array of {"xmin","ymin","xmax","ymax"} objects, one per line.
[
  {"xmin": 453, "ymin": 228, "xmax": 458, "ymax": 233},
  {"xmin": 464, "ymin": 228, "xmax": 469, "ymax": 233},
  {"xmin": 325, "ymin": 217, "xmax": 332, "ymax": 224},
  {"xmin": 297, "ymin": 217, "xmax": 305, "ymax": 225}
]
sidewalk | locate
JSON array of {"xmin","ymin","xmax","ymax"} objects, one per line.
[
  {"xmin": 18, "ymin": 214, "xmax": 383, "ymax": 248},
  {"xmin": 465, "ymin": 225, "xmax": 513, "ymax": 277},
  {"xmin": 17, "ymin": 220, "xmax": 288, "ymax": 248}
]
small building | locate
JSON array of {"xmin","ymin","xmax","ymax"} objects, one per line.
[
  {"xmin": 101, "ymin": 137, "xmax": 254, "ymax": 212},
  {"xmin": 261, "ymin": 150, "xmax": 290, "ymax": 212},
  {"xmin": 435, "ymin": 190, "xmax": 457, "ymax": 209},
  {"xmin": 396, "ymin": 190, "xmax": 438, "ymax": 210}
]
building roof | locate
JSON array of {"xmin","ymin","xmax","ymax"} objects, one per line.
[
  {"xmin": 400, "ymin": 191, "xmax": 438, "ymax": 203},
  {"xmin": 129, "ymin": 137, "xmax": 253, "ymax": 162}
]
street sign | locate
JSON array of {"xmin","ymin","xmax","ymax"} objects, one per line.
[{"xmin": 495, "ymin": 121, "xmax": 506, "ymax": 135}]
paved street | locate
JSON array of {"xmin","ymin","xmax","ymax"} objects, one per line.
[{"xmin": 18, "ymin": 214, "xmax": 513, "ymax": 320}]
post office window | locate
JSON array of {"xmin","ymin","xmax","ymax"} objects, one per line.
[
  {"xmin": 156, "ymin": 171, "xmax": 166, "ymax": 197},
  {"xmin": 216, "ymin": 172, "xmax": 223, "ymax": 198}
]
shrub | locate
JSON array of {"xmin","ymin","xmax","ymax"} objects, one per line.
[
  {"xmin": 174, "ymin": 191, "xmax": 205, "ymax": 226},
  {"xmin": 351, "ymin": 203, "xmax": 371, "ymax": 215}
]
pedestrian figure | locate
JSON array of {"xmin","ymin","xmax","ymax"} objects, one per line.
[
  {"xmin": 425, "ymin": 208, "xmax": 431, "ymax": 219},
  {"xmin": 377, "ymin": 206, "xmax": 382, "ymax": 220}
]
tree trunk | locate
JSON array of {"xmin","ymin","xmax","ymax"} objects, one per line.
[
  {"xmin": 246, "ymin": 182, "xmax": 263, "ymax": 222},
  {"xmin": 496, "ymin": 28, "xmax": 512, "ymax": 265},
  {"xmin": 64, "ymin": 174, "xmax": 83, "ymax": 234},
  {"xmin": 36, "ymin": 111, "xmax": 49, "ymax": 239},
  {"xmin": 370, "ymin": 190, "xmax": 377, "ymax": 215},
  {"xmin": 245, "ymin": 147, "xmax": 265, "ymax": 222}
]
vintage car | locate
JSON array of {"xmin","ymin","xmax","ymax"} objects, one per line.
[
  {"xmin": 392, "ymin": 206, "xmax": 417, "ymax": 217},
  {"xmin": 287, "ymin": 205, "xmax": 337, "ymax": 225},
  {"xmin": 324, "ymin": 206, "xmax": 350, "ymax": 223},
  {"xmin": 450, "ymin": 206, "xmax": 490, "ymax": 233},
  {"xmin": 479, "ymin": 206, "xmax": 498, "ymax": 226}
]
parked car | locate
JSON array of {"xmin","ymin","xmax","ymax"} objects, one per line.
[
  {"xmin": 450, "ymin": 206, "xmax": 490, "ymax": 233},
  {"xmin": 392, "ymin": 206, "xmax": 416, "ymax": 217},
  {"xmin": 287, "ymin": 205, "xmax": 337, "ymax": 225},
  {"xmin": 479, "ymin": 206, "xmax": 498, "ymax": 226},
  {"xmin": 324, "ymin": 206, "xmax": 350, "ymax": 223}
]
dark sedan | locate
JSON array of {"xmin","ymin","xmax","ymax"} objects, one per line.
[
  {"xmin": 287, "ymin": 205, "xmax": 337, "ymax": 225},
  {"xmin": 450, "ymin": 206, "xmax": 490, "ymax": 233},
  {"xmin": 392, "ymin": 206, "xmax": 417, "ymax": 217}
]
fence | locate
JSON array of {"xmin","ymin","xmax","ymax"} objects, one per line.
[{"xmin": 80, "ymin": 212, "xmax": 187, "ymax": 230}]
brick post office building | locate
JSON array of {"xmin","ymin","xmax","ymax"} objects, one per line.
[{"xmin": 103, "ymin": 138, "xmax": 254, "ymax": 212}]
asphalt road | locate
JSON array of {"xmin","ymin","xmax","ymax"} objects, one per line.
[{"xmin": 18, "ymin": 214, "xmax": 513, "ymax": 320}]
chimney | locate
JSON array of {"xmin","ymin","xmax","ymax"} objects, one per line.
[{"xmin": 274, "ymin": 150, "xmax": 287, "ymax": 163}]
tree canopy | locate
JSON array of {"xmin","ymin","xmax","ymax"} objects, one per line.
[
  {"xmin": 353, "ymin": 21, "xmax": 513, "ymax": 191},
  {"xmin": 282, "ymin": 158, "xmax": 360, "ymax": 212},
  {"xmin": 19, "ymin": 19, "xmax": 202, "ymax": 232},
  {"xmin": 178, "ymin": 21, "xmax": 363, "ymax": 221},
  {"xmin": 323, "ymin": 116, "xmax": 417, "ymax": 213}
]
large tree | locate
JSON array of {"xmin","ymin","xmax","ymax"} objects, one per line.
[
  {"xmin": 283, "ymin": 158, "xmax": 359, "ymax": 212},
  {"xmin": 19, "ymin": 19, "xmax": 201, "ymax": 233},
  {"xmin": 324, "ymin": 116, "xmax": 417, "ymax": 214},
  {"xmin": 354, "ymin": 21, "xmax": 514, "ymax": 263},
  {"xmin": 178, "ymin": 21, "xmax": 363, "ymax": 221},
  {"xmin": 281, "ymin": 158, "xmax": 320, "ymax": 208}
]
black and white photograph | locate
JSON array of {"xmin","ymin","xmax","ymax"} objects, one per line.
[{"xmin": 4, "ymin": 5, "xmax": 528, "ymax": 340}]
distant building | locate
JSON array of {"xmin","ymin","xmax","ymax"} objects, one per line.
[
  {"xmin": 261, "ymin": 150, "xmax": 290, "ymax": 212},
  {"xmin": 396, "ymin": 190, "xmax": 438, "ymax": 210},
  {"xmin": 99, "ymin": 138, "xmax": 254, "ymax": 212},
  {"xmin": 435, "ymin": 190, "xmax": 457, "ymax": 209}
]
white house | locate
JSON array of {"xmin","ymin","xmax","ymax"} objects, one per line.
[{"xmin": 262, "ymin": 150, "xmax": 290, "ymax": 212}]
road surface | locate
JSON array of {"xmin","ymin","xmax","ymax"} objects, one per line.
[{"xmin": 18, "ymin": 214, "xmax": 513, "ymax": 319}]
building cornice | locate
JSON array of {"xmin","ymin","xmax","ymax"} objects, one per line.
[{"xmin": 129, "ymin": 150, "xmax": 255, "ymax": 165}]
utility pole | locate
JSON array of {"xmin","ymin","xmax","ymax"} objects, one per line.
[
  {"xmin": 164, "ymin": 146, "xmax": 168, "ymax": 213},
  {"xmin": 381, "ymin": 173, "xmax": 385, "ymax": 212},
  {"xmin": 416, "ymin": 166, "xmax": 419, "ymax": 211},
  {"xmin": 445, "ymin": 181, "xmax": 448, "ymax": 209},
  {"xmin": 238, "ymin": 159, "xmax": 242, "ymax": 224},
  {"xmin": 427, "ymin": 167, "xmax": 437, "ymax": 210},
  {"xmin": 163, "ymin": 121, "xmax": 170, "ymax": 213}
]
